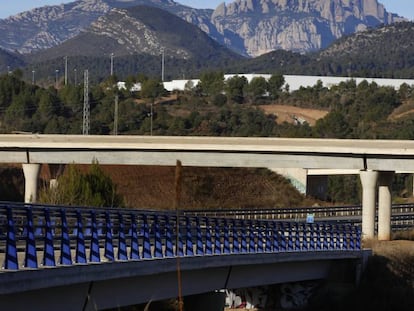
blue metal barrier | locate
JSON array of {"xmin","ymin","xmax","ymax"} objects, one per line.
[{"xmin": 0, "ymin": 202, "xmax": 362, "ymax": 271}]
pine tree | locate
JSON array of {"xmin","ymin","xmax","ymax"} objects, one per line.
[{"xmin": 39, "ymin": 161, "xmax": 124, "ymax": 208}]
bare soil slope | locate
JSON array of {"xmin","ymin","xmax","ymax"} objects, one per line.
[{"xmin": 260, "ymin": 104, "xmax": 329, "ymax": 126}]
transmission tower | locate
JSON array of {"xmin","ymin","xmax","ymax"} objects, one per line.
[{"xmin": 83, "ymin": 70, "xmax": 90, "ymax": 135}]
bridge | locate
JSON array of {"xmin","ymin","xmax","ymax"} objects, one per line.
[
  {"xmin": 0, "ymin": 134, "xmax": 413, "ymax": 241},
  {"xmin": 0, "ymin": 202, "xmax": 367, "ymax": 310}
]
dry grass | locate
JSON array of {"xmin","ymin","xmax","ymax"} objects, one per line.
[{"xmin": 66, "ymin": 165, "xmax": 309, "ymax": 210}]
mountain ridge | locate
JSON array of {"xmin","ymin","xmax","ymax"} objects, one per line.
[
  {"xmin": 3, "ymin": 10, "xmax": 414, "ymax": 81},
  {"xmin": 0, "ymin": 0, "xmax": 405, "ymax": 57},
  {"xmin": 27, "ymin": 5, "xmax": 241, "ymax": 61}
]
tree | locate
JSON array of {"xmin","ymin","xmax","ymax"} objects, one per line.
[
  {"xmin": 247, "ymin": 76, "xmax": 268, "ymax": 102},
  {"xmin": 198, "ymin": 71, "xmax": 224, "ymax": 97},
  {"xmin": 313, "ymin": 110, "xmax": 352, "ymax": 138},
  {"xmin": 38, "ymin": 162, "xmax": 124, "ymax": 208},
  {"xmin": 141, "ymin": 79, "xmax": 165, "ymax": 100},
  {"xmin": 225, "ymin": 75, "xmax": 247, "ymax": 104},
  {"xmin": 184, "ymin": 80, "xmax": 195, "ymax": 93},
  {"xmin": 124, "ymin": 75, "xmax": 137, "ymax": 92},
  {"xmin": 267, "ymin": 74, "xmax": 285, "ymax": 99},
  {"xmin": 58, "ymin": 84, "xmax": 82, "ymax": 115}
]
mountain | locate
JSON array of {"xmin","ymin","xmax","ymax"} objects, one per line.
[
  {"xmin": 28, "ymin": 5, "xmax": 240, "ymax": 61},
  {"xmin": 231, "ymin": 21, "xmax": 414, "ymax": 79},
  {"xmin": 25, "ymin": 5, "xmax": 242, "ymax": 82},
  {"xmin": 0, "ymin": 0, "xmax": 111, "ymax": 54},
  {"xmin": 21, "ymin": 21, "xmax": 414, "ymax": 82},
  {"xmin": 210, "ymin": 0, "xmax": 404, "ymax": 56},
  {"xmin": 0, "ymin": 0, "xmax": 404, "ymax": 58},
  {"xmin": 0, "ymin": 49, "xmax": 25, "ymax": 73},
  {"xmin": 0, "ymin": 0, "xmax": 214, "ymax": 55},
  {"xmin": 314, "ymin": 21, "xmax": 414, "ymax": 78}
]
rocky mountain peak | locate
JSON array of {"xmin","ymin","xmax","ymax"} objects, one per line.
[{"xmin": 210, "ymin": 0, "xmax": 404, "ymax": 56}]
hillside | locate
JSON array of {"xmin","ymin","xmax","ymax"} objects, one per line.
[
  {"xmin": 307, "ymin": 240, "xmax": 414, "ymax": 311},
  {"xmin": 260, "ymin": 104, "xmax": 329, "ymax": 126},
  {"xmin": 231, "ymin": 22, "xmax": 414, "ymax": 79},
  {"xmin": 316, "ymin": 22, "xmax": 414, "ymax": 78},
  {"xmin": 27, "ymin": 20, "xmax": 414, "ymax": 83},
  {"xmin": 0, "ymin": 163, "xmax": 314, "ymax": 210},
  {"xmin": 28, "ymin": 5, "xmax": 239, "ymax": 61},
  {"xmin": 388, "ymin": 101, "xmax": 414, "ymax": 122},
  {"xmin": 63, "ymin": 165, "xmax": 313, "ymax": 209},
  {"xmin": 25, "ymin": 5, "xmax": 242, "ymax": 82},
  {"xmin": 0, "ymin": 49, "xmax": 25, "ymax": 73},
  {"xmin": 0, "ymin": 0, "xmax": 403, "ymax": 58},
  {"xmin": 0, "ymin": 0, "xmax": 214, "ymax": 55}
]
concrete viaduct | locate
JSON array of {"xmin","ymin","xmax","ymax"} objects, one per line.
[{"xmin": 0, "ymin": 134, "xmax": 412, "ymax": 241}]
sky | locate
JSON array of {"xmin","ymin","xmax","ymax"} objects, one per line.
[{"xmin": 0, "ymin": 0, "xmax": 413, "ymax": 20}]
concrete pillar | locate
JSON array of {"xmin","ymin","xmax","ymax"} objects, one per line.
[
  {"xmin": 378, "ymin": 171, "xmax": 394, "ymax": 241},
  {"xmin": 22, "ymin": 163, "xmax": 41, "ymax": 203},
  {"xmin": 359, "ymin": 170, "xmax": 378, "ymax": 240}
]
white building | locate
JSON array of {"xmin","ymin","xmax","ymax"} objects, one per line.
[{"xmin": 162, "ymin": 74, "xmax": 414, "ymax": 92}]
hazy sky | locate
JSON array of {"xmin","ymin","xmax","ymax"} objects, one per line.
[{"xmin": 0, "ymin": 0, "xmax": 413, "ymax": 20}]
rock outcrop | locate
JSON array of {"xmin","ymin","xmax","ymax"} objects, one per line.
[{"xmin": 210, "ymin": 0, "xmax": 404, "ymax": 56}]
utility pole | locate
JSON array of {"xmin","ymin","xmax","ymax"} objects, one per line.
[
  {"xmin": 83, "ymin": 70, "xmax": 90, "ymax": 135},
  {"xmin": 55, "ymin": 69, "xmax": 59, "ymax": 89},
  {"xmin": 114, "ymin": 95, "xmax": 118, "ymax": 135},
  {"xmin": 74, "ymin": 68, "xmax": 77, "ymax": 86},
  {"xmin": 110, "ymin": 53, "xmax": 114, "ymax": 76},
  {"xmin": 150, "ymin": 102, "xmax": 153, "ymax": 136},
  {"xmin": 161, "ymin": 49, "xmax": 165, "ymax": 82},
  {"xmin": 64, "ymin": 56, "xmax": 68, "ymax": 86}
]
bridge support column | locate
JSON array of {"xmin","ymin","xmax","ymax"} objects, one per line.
[
  {"xmin": 22, "ymin": 163, "xmax": 41, "ymax": 203},
  {"xmin": 378, "ymin": 171, "xmax": 394, "ymax": 241},
  {"xmin": 359, "ymin": 170, "xmax": 378, "ymax": 240}
]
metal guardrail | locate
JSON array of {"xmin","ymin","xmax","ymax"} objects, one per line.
[
  {"xmin": 183, "ymin": 204, "xmax": 414, "ymax": 229},
  {"xmin": 0, "ymin": 202, "xmax": 361, "ymax": 271},
  {"xmin": 183, "ymin": 205, "xmax": 363, "ymax": 220}
]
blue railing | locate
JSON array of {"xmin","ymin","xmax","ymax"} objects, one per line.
[{"xmin": 0, "ymin": 202, "xmax": 361, "ymax": 271}]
